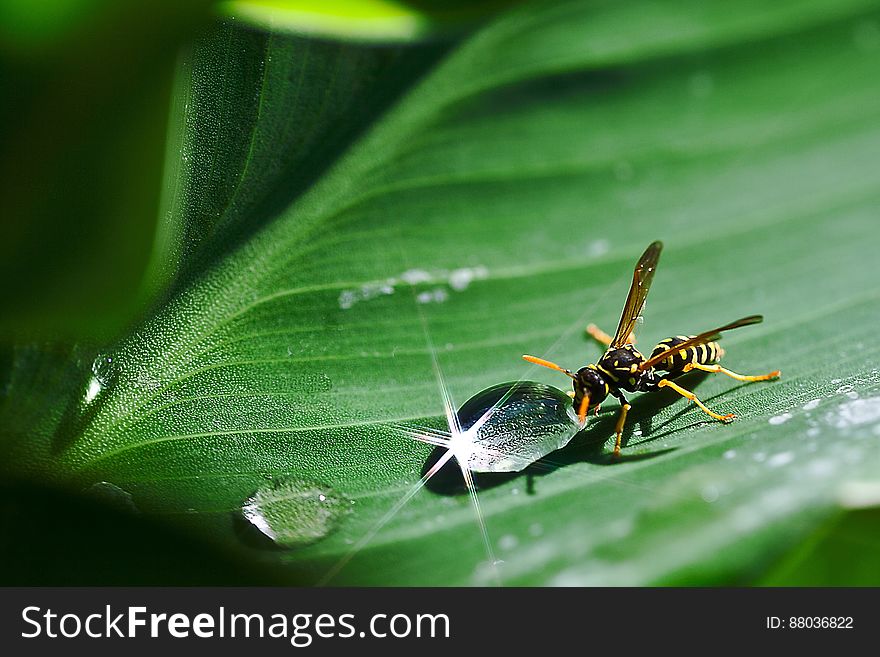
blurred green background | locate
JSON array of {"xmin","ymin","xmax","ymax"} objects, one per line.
[{"xmin": 2, "ymin": 0, "xmax": 880, "ymax": 585}]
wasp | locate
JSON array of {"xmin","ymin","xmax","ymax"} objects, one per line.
[{"xmin": 523, "ymin": 241, "xmax": 780, "ymax": 457}]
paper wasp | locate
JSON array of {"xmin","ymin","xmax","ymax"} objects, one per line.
[{"xmin": 523, "ymin": 241, "xmax": 780, "ymax": 457}]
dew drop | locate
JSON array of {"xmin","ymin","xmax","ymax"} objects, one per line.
[
  {"xmin": 84, "ymin": 353, "xmax": 118, "ymax": 403},
  {"xmin": 768, "ymin": 412, "xmax": 793, "ymax": 425},
  {"xmin": 825, "ymin": 395, "xmax": 880, "ymax": 429},
  {"xmin": 85, "ymin": 481, "xmax": 138, "ymax": 513},
  {"xmin": 700, "ymin": 485, "xmax": 720, "ymax": 503},
  {"xmin": 498, "ymin": 534, "xmax": 519, "ymax": 551},
  {"xmin": 767, "ymin": 452, "xmax": 795, "ymax": 468},
  {"xmin": 455, "ymin": 381, "xmax": 580, "ymax": 473},
  {"xmin": 238, "ymin": 478, "xmax": 345, "ymax": 549}
]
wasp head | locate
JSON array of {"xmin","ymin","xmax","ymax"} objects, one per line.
[{"xmin": 572, "ymin": 365, "xmax": 609, "ymax": 425}]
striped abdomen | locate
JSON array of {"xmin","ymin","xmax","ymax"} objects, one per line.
[{"xmin": 648, "ymin": 336, "xmax": 724, "ymax": 373}]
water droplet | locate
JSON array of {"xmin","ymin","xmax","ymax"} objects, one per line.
[
  {"xmin": 84, "ymin": 353, "xmax": 118, "ymax": 403},
  {"xmin": 836, "ymin": 384, "xmax": 855, "ymax": 395},
  {"xmin": 238, "ymin": 478, "xmax": 345, "ymax": 549},
  {"xmin": 587, "ymin": 238, "xmax": 611, "ymax": 257},
  {"xmin": 768, "ymin": 412, "xmax": 793, "ymax": 425},
  {"xmin": 838, "ymin": 481, "xmax": 880, "ymax": 509},
  {"xmin": 83, "ymin": 377, "xmax": 102, "ymax": 404},
  {"xmin": 498, "ymin": 534, "xmax": 519, "ymax": 550},
  {"xmin": 85, "ymin": 481, "xmax": 138, "ymax": 513},
  {"xmin": 416, "ymin": 287, "xmax": 448, "ymax": 304},
  {"xmin": 825, "ymin": 395, "xmax": 880, "ymax": 429},
  {"xmin": 454, "ymin": 381, "xmax": 580, "ymax": 473},
  {"xmin": 448, "ymin": 266, "xmax": 488, "ymax": 291},
  {"xmin": 723, "ymin": 449, "xmax": 737, "ymax": 459},
  {"xmin": 700, "ymin": 485, "xmax": 720, "ymax": 503},
  {"xmin": 400, "ymin": 268, "xmax": 432, "ymax": 285},
  {"xmin": 767, "ymin": 452, "xmax": 794, "ymax": 468},
  {"xmin": 802, "ymin": 398, "xmax": 821, "ymax": 411}
]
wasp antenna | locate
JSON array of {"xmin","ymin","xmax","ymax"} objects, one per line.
[{"xmin": 522, "ymin": 354, "xmax": 576, "ymax": 379}]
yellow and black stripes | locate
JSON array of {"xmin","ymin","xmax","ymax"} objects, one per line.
[{"xmin": 648, "ymin": 336, "xmax": 724, "ymax": 374}]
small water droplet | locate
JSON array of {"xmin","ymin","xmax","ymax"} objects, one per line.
[
  {"xmin": 84, "ymin": 353, "xmax": 118, "ymax": 403},
  {"xmin": 700, "ymin": 485, "xmax": 720, "ymax": 503},
  {"xmin": 723, "ymin": 449, "xmax": 736, "ymax": 459},
  {"xmin": 767, "ymin": 452, "xmax": 794, "ymax": 468},
  {"xmin": 416, "ymin": 287, "xmax": 448, "ymax": 304},
  {"xmin": 238, "ymin": 478, "xmax": 345, "ymax": 549},
  {"xmin": 838, "ymin": 480, "xmax": 880, "ymax": 509},
  {"xmin": 825, "ymin": 395, "xmax": 880, "ymax": 429},
  {"xmin": 85, "ymin": 481, "xmax": 138, "ymax": 513},
  {"xmin": 498, "ymin": 534, "xmax": 519, "ymax": 550},
  {"xmin": 802, "ymin": 398, "xmax": 821, "ymax": 411},
  {"xmin": 768, "ymin": 412, "xmax": 793, "ymax": 425},
  {"xmin": 836, "ymin": 384, "xmax": 855, "ymax": 395},
  {"xmin": 96, "ymin": 353, "xmax": 116, "ymax": 379}
]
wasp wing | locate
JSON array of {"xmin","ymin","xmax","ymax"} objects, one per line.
[
  {"xmin": 610, "ymin": 241, "xmax": 663, "ymax": 347},
  {"xmin": 638, "ymin": 314, "xmax": 763, "ymax": 371}
]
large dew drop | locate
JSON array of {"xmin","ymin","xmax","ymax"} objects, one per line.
[
  {"xmin": 456, "ymin": 381, "xmax": 580, "ymax": 473},
  {"xmin": 239, "ymin": 478, "xmax": 344, "ymax": 549}
]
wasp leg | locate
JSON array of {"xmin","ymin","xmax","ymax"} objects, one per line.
[
  {"xmin": 657, "ymin": 379, "xmax": 735, "ymax": 422},
  {"xmin": 683, "ymin": 362, "xmax": 780, "ymax": 382},
  {"xmin": 612, "ymin": 402, "xmax": 632, "ymax": 457},
  {"xmin": 587, "ymin": 324, "xmax": 636, "ymax": 346},
  {"xmin": 586, "ymin": 324, "xmax": 613, "ymax": 346}
]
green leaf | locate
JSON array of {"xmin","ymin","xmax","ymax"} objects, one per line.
[
  {"xmin": 4, "ymin": 0, "xmax": 880, "ymax": 585},
  {"xmin": 0, "ymin": 1, "xmax": 213, "ymax": 340},
  {"xmin": 221, "ymin": 0, "xmax": 521, "ymax": 42},
  {"xmin": 150, "ymin": 19, "xmax": 446, "ymax": 293}
]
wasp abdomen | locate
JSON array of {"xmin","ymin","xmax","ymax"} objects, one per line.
[{"xmin": 649, "ymin": 336, "xmax": 723, "ymax": 373}]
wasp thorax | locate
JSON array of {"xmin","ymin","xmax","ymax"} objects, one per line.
[{"xmin": 597, "ymin": 345, "xmax": 646, "ymax": 392}]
